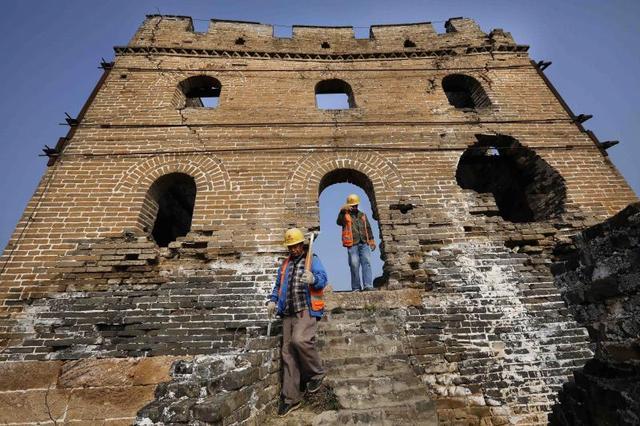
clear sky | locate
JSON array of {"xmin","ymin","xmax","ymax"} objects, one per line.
[{"xmin": 0, "ymin": 0, "xmax": 638, "ymax": 288}]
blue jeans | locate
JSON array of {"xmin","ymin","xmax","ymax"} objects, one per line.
[{"xmin": 347, "ymin": 243, "xmax": 373, "ymax": 291}]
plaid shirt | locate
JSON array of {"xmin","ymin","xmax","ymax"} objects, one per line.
[{"xmin": 284, "ymin": 254, "xmax": 307, "ymax": 316}]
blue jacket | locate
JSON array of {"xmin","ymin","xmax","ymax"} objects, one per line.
[{"xmin": 270, "ymin": 254, "xmax": 328, "ymax": 318}]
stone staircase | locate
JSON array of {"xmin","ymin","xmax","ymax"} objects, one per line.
[{"xmin": 264, "ymin": 290, "xmax": 438, "ymax": 425}]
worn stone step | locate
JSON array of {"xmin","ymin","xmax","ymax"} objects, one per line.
[
  {"xmin": 325, "ymin": 357, "xmax": 413, "ymax": 378},
  {"xmin": 262, "ymin": 408, "xmax": 314, "ymax": 426},
  {"xmin": 322, "ymin": 354, "xmax": 409, "ymax": 369},
  {"xmin": 318, "ymin": 343, "xmax": 404, "ymax": 360},
  {"xmin": 318, "ymin": 335, "xmax": 404, "ymax": 356},
  {"xmin": 329, "ymin": 372, "xmax": 422, "ymax": 390},
  {"xmin": 328, "ymin": 376, "xmax": 429, "ymax": 410},
  {"xmin": 317, "ymin": 327, "xmax": 400, "ymax": 338},
  {"xmin": 324, "ymin": 289, "xmax": 424, "ymax": 312},
  {"xmin": 313, "ymin": 402, "xmax": 438, "ymax": 426},
  {"xmin": 263, "ymin": 400, "xmax": 437, "ymax": 426},
  {"xmin": 318, "ymin": 311, "xmax": 398, "ymax": 330},
  {"xmin": 318, "ymin": 320, "xmax": 400, "ymax": 333},
  {"xmin": 317, "ymin": 325, "xmax": 400, "ymax": 337}
]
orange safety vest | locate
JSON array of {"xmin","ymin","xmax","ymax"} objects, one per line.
[
  {"xmin": 278, "ymin": 257, "xmax": 325, "ymax": 312},
  {"xmin": 341, "ymin": 213, "xmax": 374, "ymax": 248}
]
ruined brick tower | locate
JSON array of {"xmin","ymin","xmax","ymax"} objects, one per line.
[{"xmin": 0, "ymin": 15, "xmax": 637, "ymax": 425}]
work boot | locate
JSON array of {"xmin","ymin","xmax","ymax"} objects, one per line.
[
  {"xmin": 307, "ymin": 375, "xmax": 325, "ymax": 393},
  {"xmin": 278, "ymin": 399, "xmax": 303, "ymax": 417}
]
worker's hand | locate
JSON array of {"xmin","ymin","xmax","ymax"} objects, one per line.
[
  {"xmin": 301, "ymin": 271, "xmax": 315, "ymax": 285},
  {"xmin": 369, "ymin": 242, "xmax": 376, "ymax": 252},
  {"xmin": 267, "ymin": 301, "xmax": 276, "ymax": 318}
]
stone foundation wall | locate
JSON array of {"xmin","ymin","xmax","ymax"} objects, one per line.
[
  {"xmin": 137, "ymin": 347, "xmax": 280, "ymax": 425},
  {"xmin": 0, "ymin": 356, "xmax": 175, "ymax": 424}
]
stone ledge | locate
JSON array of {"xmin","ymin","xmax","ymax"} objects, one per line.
[
  {"xmin": 58, "ymin": 356, "xmax": 177, "ymax": 388},
  {"xmin": 0, "ymin": 360, "xmax": 62, "ymax": 391}
]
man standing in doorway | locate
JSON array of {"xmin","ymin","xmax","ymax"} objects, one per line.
[
  {"xmin": 336, "ymin": 194, "xmax": 376, "ymax": 291},
  {"xmin": 267, "ymin": 228, "xmax": 328, "ymax": 417}
]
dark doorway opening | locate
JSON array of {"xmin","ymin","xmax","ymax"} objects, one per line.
[{"xmin": 141, "ymin": 173, "xmax": 197, "ymax": 247}]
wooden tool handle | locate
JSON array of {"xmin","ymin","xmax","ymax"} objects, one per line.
[{"xmin": 304, "ymin": 233, "xmax": 315, "ymax": 272}]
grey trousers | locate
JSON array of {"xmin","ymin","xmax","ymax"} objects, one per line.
[{"xmin": 281, "ymin": 309, "xmax": 325, "ymax": 404}]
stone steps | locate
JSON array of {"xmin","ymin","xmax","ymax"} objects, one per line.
[
  {"xmin": 263, "ymin": 296, "xmax": 437, "ymax": 425},
  {"xmin": 324, "ymin": 357, "xmax": 412, "ymax": 378},
  {"xmin": 318, "ymin": 343, "xmax": 405, "ymax": 359},
  {"xmin": 331, "ymin": 379, "xmax": 428, "ymax": 410},
  {"xmin": 313, "ymin": 402, "xmax": 439, "ymax": 426},
  {"xmin": 265, "ymin": 401, "xmax": 438, "ymax": 426}
]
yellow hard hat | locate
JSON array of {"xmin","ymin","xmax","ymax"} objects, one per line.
[
  {"xmin": 283, "ymin": 228, "xmax": 305, "ymax": 246},
  {"xmin": 346, "ymin": 194, "xmax": 360, "ymax": 206}
]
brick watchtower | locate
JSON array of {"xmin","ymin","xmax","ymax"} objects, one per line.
[{"xmin": 0, "ymin": 15, "xmax": 636, "ymax": 424}]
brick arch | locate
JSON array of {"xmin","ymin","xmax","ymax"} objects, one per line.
[
  {"xmin": 288, "ymin": 152, "xmax": 404, "ymax": 200},
  {"xmin": 114, "ymin": 155, "xmax": 230, "ymax": 194}
]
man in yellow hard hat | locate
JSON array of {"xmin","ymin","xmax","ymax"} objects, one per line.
[
  {"xmin": 267, "ymin": 228, "xmax": 328, "ymax": 417},
  {"xmin": 337, "ymin": 194, "xmax": 376, "ymax": 291}
]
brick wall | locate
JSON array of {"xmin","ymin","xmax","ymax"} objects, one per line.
[{"xmin": 0, "ymin": 15, "xmax": 637, "ymax": 424}]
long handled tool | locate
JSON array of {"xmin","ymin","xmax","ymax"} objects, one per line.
[{"xmin": 304, "ymin": 231, "xmax": 318, "ymax": 272}]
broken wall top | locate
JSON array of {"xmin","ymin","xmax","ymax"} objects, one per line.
[{"xmin": 124, "ymin": 15, "xmax": 523, "ymax": 55}]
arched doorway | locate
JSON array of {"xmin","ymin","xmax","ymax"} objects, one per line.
[
  {"xmin": 139, "ymin": 172, "xmax": 197, "ymax": 247},
  {"xmin": 315, "ymin": 169, "xmax": 385, "ymax": 291}
]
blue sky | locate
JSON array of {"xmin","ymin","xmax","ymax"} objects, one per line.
[{"xmin": 0, "ymin": 0, "xmax": 638, "ymax": 289}]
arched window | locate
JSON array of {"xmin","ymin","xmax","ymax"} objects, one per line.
[
  {"xmin": 178, "ymin": 76, "xmax": 221, "ymax": 108},
  {"xmin": 315, "ymin": 79, "xmax": 356, "ymax": 110},
  {"xmin": 140, "ymin": 173, "xmax": 197, "ymax": 247},
  {"xmin": 404, "ymin": 39, "xmax": 416, "ymax": 48},
  {"xmin": 456, "ymin": 134, "xmax": 566, "ymax": 222},
  {"xmin": 442, "ymin": 74, "xmax": 491, "ymax": 109}
]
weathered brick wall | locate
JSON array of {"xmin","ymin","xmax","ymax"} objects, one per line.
[
  {"xmin": 551, "ymin": 202, "xmax": 640, "ymax": 425},
  {"xmin": 0, "ymin": 15, "xmax": 637, "ymax": 425}
]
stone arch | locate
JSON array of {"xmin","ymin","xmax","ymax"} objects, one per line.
[
  {"xmin": 288, "ymin": 152, "xmax": 404, "ymax": 203},
  {"xmin": 114, "ymin": 155, "xmax": 230, "ymax": 194}
]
